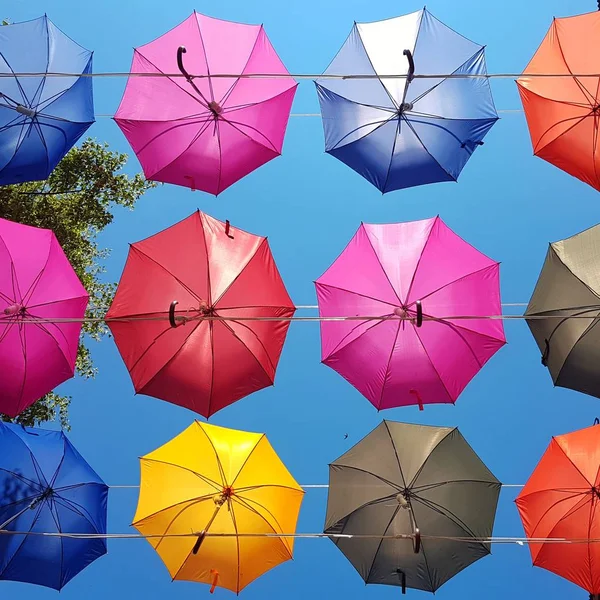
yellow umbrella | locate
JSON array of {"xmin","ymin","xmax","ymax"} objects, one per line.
[{"xmin": 132, "ymin": 421, "xmax": 305, "ymax": 594}]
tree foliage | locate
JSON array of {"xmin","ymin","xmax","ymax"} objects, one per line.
[{"xmin": 0, "ymin": 139, "xmax": 155, "ymax": 428}]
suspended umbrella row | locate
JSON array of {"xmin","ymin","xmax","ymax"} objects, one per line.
[
  {"xmin": 1, "ymin": 417, "xmax": 599, "ymax": 597},
  {"xmin": 3, "ymin": 211, "xmax": 600, "ymax": 418},
  {"xmin": 3, "ymin": 9, "xmax": 600, "ymax": 193}
]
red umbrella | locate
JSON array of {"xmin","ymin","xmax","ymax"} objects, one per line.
[{"xmin": 106, "ymin": 211, "xmax": 294, "ymax": 417}]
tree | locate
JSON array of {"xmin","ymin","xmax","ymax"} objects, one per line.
[{"xmin": 0, "ymin": 139, "xmax": 155, "ymax": 429}]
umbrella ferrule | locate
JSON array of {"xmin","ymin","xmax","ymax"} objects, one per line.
[
  {"xmin": 398, "ymin": 102, "xmax": 413, "ymax": 114},
  {"xmin": 208, "ymin": 101, "xmax": 222, "ymax": 116},
  {"xmin": 15, "ymin": 105, "xmax": 36, "ymax": 118}
]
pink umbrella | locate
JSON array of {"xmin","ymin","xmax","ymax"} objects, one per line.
[
  {"xmin": 0, "ymin": 218, "xmax": 88, "ymax": 417},
  {"xmin": 315, "ymin": 217, "xmax": 506, "ymax": 411},
  {"xmin": 114, "ymin": 12, "xmax": 297, "ymax": 195}
]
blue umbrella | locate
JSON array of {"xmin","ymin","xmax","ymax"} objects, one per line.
[
  {"xmin": 315, "ymin": 8, "xmax": 498, "ymax": 193},
  {"xmin": 0, "ymin": 16, "xmax": 94, "ymax": 186},
  {"xmin": 0, "ymin": 422, "xmax": 108, "ymax": 590}
]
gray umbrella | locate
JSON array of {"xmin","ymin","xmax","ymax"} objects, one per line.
[
  {"xmin": 324, "ymin": 421, "xmax": 500, "ymax": 594},
  {"xmin": 525, "ymin": 224, "xmax": 600, "ymax": 398}
]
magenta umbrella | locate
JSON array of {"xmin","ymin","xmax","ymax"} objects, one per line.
[
  {"xmin": 315, "ymin": 217, "xmax": 506, "ymax": 411},
  {"xmin": 114, "ymin": 12, "xmax": 297, "ymax": 196},
  {"xmin": 0, "ymin": 218, "xmax": 88, "ymax": 417}
]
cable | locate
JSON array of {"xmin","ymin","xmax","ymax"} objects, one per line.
[
  {"xmin": 2, "ymin": 71, "xmax": 600, "ymax": 80},
  {"xmin": 108, "ymin": 484, "xmax": 523, "ymax": 489},
  {"xmin": 0, "ymin": 529, "xmax": 593, "ymax": 545}
]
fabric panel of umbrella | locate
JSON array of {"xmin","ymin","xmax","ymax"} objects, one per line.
[
  {"xmin": 315, "ymin": 8, "xmax": 498, "ymax": 193},
  {"xmin": 0, "ymin": 15, "xmax": 94, "ymax": 185},
  {"xmin": 324, "ymin": 420, "xmax": 501, "ymax": 593},
  {"xmin": 0, "ymin": 422, "xmax": 108, "ymax": 590},
  {"xmin": 315, "ymin": 216, "xmax": 506, "ymax": 410},
  {"xmin": 517, "ymin": 11, "xmax": 600, "ymax": 192},
  {"xmin": 0, "ymin": 217, "xmax": 88, "ymax": 417},
  {"xmin": 114, "ymin": 11, "xmax": 297, "ymax": 195},
  {"xmin": 106, "ymin": 211, "xmax": 295, "ymax": 418},
  {"xmin": 132, "ymin": 421, "xmax": 304, "ymax": 594},
  {"xmin": 516, "ymin": 422, "xmax": 600, "ymax": 596},
  {"xmin": 525, "ymin": 223, "xmax": 600, "ymax": 398}
]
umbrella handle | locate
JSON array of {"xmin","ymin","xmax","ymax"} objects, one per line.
[
  {"xmin": 396, "ymin": 569, "xmax": 406, "ymax": 594},
  {"xmin": 192, "ymin": 530, "xmax": 206, "ymax": 554},
  {"xmin": 415, "ymin": 300, "xmax": 423, "ymax": 327},
  {"xmin": 541, "ymin": 339, "xmax": 550, "ymax": 366},
  {"xmin": 594, "ymin": 418, "xmax": 599, "ymax": 426},
  {"xmin": 177, "ymin": 46, "xmax": 191, "ymax": 81},
  {"xmin": 225, "ymin": 220, "xmax": 234, "ymax": 239},
  {"xmin": 412, "ymin": 527, "xmax": 421, "ymax": 554},
  {"xmin": 169, "ymin": 300, "xmax": 180, "ymax": 328},
  {"xmin": 403, "ymin": 50, "xmax": 415, "ymax": 83}
]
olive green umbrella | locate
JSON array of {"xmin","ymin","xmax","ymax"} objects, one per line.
[
  {"xmin": 324, "ymin": 421, "xmax": 501, "ymax": 594},
  {"xmin": 526, "ymin": 224, "xmax": 600, "ymax": 398}
]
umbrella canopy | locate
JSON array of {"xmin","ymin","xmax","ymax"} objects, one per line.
[
  {"xmin": 525, "ymin": 223, "xmax": 600, "ymax": 398},
  {"xmin": 517, "ymin": 11, "xmax": 600, "ymax": 192},
  {"xmin": 114, "ymin": 11, "xmax": 297, "ymax": 195},
  {"xmin": 132, "ymin": 421, "xmax": 304, "ymax": 594},
  {"xmin": 0, "ymin": 421, "xmax": 108, "ymax": 590},
  {"xmin": 106, "ymin": 211, "xmax": 294, "ymax": 418},
  {"xmin": 324, "ymin": 420, "xmax": 500, "ymax": 593},
  {"xmin": 315, "ymin": 8, "xmax": 497, "ymax": 193},
  {"xmin": 516, "ymin": 422, "xmax": 600, "ymax": 595},
  {"xmin": 315, "ymin": 216, "xmax": 505, "ymax": 410},
  {"xmin": 0, "ymin": 15, "xmax": 94, "ymax": 186},
  {"xmin": 0, "ymin": 217, "xmax": 88, "ymax": 417}
]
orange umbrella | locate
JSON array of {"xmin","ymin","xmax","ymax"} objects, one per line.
[
  {"xmin": 517, "ymin": 11, "xmax": 600, "ymax": 191},
  {"xmin": 516, "ymin": 422, "xmax": 600, "ymax": 596}
]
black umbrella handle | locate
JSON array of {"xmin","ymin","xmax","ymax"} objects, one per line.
[
  {"xmin": 412, "ymin": 527, "xmax": 421, "ymax": 554},
  {"xmin": 415, "ymin": 301, "xmax": 423, "ymax": 327},
  {"xmin": 403, "ymin": 49, "xmax": 415, "ymax": 83},
  {"xmin": 169, "ymin": 300, "xmax": 180, "ymax": 328},
  {"xmin": 396, "ymin": 569, "xmax": 407, "ymax": 594},
  {"xmin": 594, "ymin": 418, "xmax": 599, "ymax": 426},
  {"xmin": 541, "ymin": 339, "xmax": 550, "ymax": 366},
  {"xmin": 177, "ymin": 46, "xmax": 191, "ymax": 81}
]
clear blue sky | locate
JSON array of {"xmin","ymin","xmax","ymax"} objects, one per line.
[{"xmin": 3, "ymin": 0, "xmax": 600, "ymax": 597}]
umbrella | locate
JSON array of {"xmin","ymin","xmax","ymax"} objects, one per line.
[
  {"xmin": 315, "ymin": 8, "xmax": 497, "ymax": 193},
  {"xmin": 132, "ymin": 421, "xmax": 304, "ymax": 593},
  {"xmin": 516, "ymin": 422, "xmax": 600, "ymax": 596},
  {"xmin": 0, "ymin": 217, "xmax": 88, "ymax": 417},
  {"xmin": 0, "ymin": 421, "xmax": 108, "ymax": 590},
  {"xmin": 106, "ymin": 210, "xmax": 295, "ymax": 418},
  {"xmin": 315, "ymin": 216, "xmax": 506, "ymax": 410},
  {"xmin": 114, "ymin": 11, "xmax": 296, "ymax": 195},
  {"xmin": 324, "ymin": 420, "xmax": 501, "ymax": 594},
  {"xmin": 0, "ymin": 15, "xmax": 94, "ymax": 186},
  {"xmin": 525, "ymin": 223, "xmax": 600, "ymax": 398},
  {"xmin": 517, "ymin": 11, "xmax": 600, "ymax": 192}
]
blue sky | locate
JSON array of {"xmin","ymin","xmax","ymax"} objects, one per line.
[{"xmin": 3, "ymin": 0, "xmax": 600, "ymax": 597}]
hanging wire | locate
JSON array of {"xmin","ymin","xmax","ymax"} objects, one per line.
[
  {"xmin": 107, "ymin": 483, "xmax": 524, "ymax": 489},
  {"xmin": 2, "ymin": 71, "xmax": 600, "ymax": 80},
  {"xmin": 0, "ymin": 529, "xmax": 593, "ymax": 545}
]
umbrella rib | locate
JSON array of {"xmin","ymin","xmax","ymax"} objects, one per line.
[
  {"xmin": 330, "ymin": 115, "xmax": 395, "ymax": 152},
  {"xmin": 37, "ymin": 58, "xmax": 94, "ymax": 116},
  {"xmin": 553, "ymin": 315, "xmax": 600, "ymax": 386},
  {"xmin": 411, "ymin": 479, "xmax": 502, "ymax": 494},
  {"xmin": 227, "ymin": 496, "xmax": 242, "ymax": 593},
  {"xmin": 135, "ymin": 52, "xmax": 210, "ymax": 108},
  {"xmin": 326, "ymin": 317, "xmax": 387, "ymax": 360},
  {"xmin": 218, "ymin": 27, "xmax": 262, "ymax": 107},
  {"xmin": 588, "ymin": 496, "xmax": 597, "ymax": 589},
  {"xmin": 537, "ymin": 307, "xmax": 600, "ymax": 353},
  {"xmin": 553, "ymin": 25, "xmax": 595, "ymax": 107},
  {"xmin": 198, "ymin": 422, "xmax": 228, "ymax": 487},
  {"xmin": 194, "ymin": 14, "xmax": 215, "ymax": 103},
  {"xmin": 533, "ymin": 111, "xmax": 591, "ymax": 155},
  {"xmin": 218, "ymin": 115, "xmax": 280, "ymax": 156},
  {"xmin": 230, "ymin": 435, "xmax": 265, "ymax": 489},
  {"xmin": 206, "ymin": 319, "xmax": 216, "ymax": 417},
  {"xmin": 140, "ymin": 457, "xmax": 222, "ymax": 492},
  {"xmin": 316, "ymin": 283, "xmax": 397, "ymax": 310},
  {"xmin": 403, "ymin": 117, "xmax": 456, "ymax": 181},
  {"xmin": 215, "ymin": 118, "xmax": 223, "ymax": 195},
  {"xmin": 32, "ymin": 22, "xmax": 52, "ymax": 115},
  {"xmin": 384, "ymin": 420, "xmax": 407, "ymax": 487},
  {"xmin": 376, "ymin": 322, "xmax": 401, "ymax": 410},
  {"xmin": 404, "ymin": 218, "xmax": 436, "ymax": 305},
  {"xmin": 218, "ymin": 316, "xmax": 277, "ymax": 382},
  {"xmin": 361, "ymin": 226, "xmax": 402, "ymax": 305},
  {"xmin": 15, "ymin": 321, "xmax": 28, "ymax": 414},
  {"xmin": 26, "ymin": 293, "xmax": 89, "ymax": 311},
  {"xmin": 412, "ymin": 326, "xmax": 456, "ymax": 403},
  {"xmin": 0, "ymin": 50, "xmax": 29, "ymax": 105},
  {"xmin": 52, "ymin": 493, "xmax": 102, "ymax": 532},
  {"xmin": 410, "ymin": 48, "xmax": 485, "ymax": 107},
  {"xmin": 364, "ymin": 505, "xmax": 401, "ymax": 584},
  {"xmin": 212, "ymin": 239, "xmax": 266, "ymax": 307},
  {"xmin": 331, "ymin": 464, "xmax": 402, "ymax": 492},
  {"xmin": 593, "ymin": 112, "xmax": 600, "ymax": 186},
  {"xmin": 407, "ymin": 429, "xmax": 455, "ymax": 489},
  {"xmin": 45, "ymin": 495, "xmax": 66, "ymax": 589},
  {"xmin": 0, "ymin": 120, "xmax": 34, "ymax": 187},
  {"xmin": 133, "ymin": 492, "xmax": 217, "ymax": 529},
  {"xmin": 381, "ymin": 118, "xmax": 401, "ymax": 194},
  {"xmin": 233, "ymin": 483, "xmax": 304, "ymax": 494},
  {"xmin": 233, "ymin": 494, "xmax": 294, "ymax": 557},
  {"xmin": 0, "ymin": 468, "xmax": 43, "ymax": 493},
  {"xmin": 130, "ymin": 246, "xmax": 202, "ymax": 302}
]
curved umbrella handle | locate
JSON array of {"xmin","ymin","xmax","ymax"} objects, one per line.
[
  {"xmin": 169, "ymin": 300, "xmax": 179, "ymax": 328},
  {"xmin": 413, "ymin": 527, "xmax": 421, "ymax": 554},
  {"xmin": 541, "ymin": 339, "xmax": 550, "ymax": 366},
  {"xmin": 192, "ymin": 530, "xmax": 206, "ymax": 554},
  {"xmin": 415, "ymin": 300, "xmax": 423, "ymax": 327},
  {"xmin": 177, "ymin": 46, "xmax": 191, "ymax": 80},
  {"xmin": 396, "ymin": 569, "xmax": 407, "ymax": 594},
  {"xmin": 594, "ymin": 418, "xmax": 599, "ymax": 426},
  {"xmin": 403, "ymin": 49, "xmax": 415, "ymax": 83}
]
